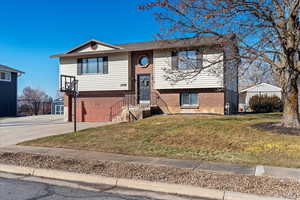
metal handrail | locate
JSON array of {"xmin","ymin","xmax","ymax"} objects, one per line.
[{"xmin": 109, "ymin": 92, "xmax": 163, "ymax": 121}]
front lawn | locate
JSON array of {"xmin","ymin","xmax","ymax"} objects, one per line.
[{"xmin": 20, "ymin": 113, "xmax": 300, "ymax": 168}]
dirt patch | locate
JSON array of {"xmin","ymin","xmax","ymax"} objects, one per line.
[
  {"xmin": 251, "ymin": 122, "xmax": 300, "ymax": 136},
  {"xmin": 0, "ymin": 152, "xmax": 299, "ymax": 199}
]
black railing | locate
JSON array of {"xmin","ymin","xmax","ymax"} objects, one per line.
[{"xmin": 109, "ymin": 98, "xmax": 126, "ymax": 121}]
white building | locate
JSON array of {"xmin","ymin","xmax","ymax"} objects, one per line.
[{"xmin": 239, "ymin": 83, "xmax": 282, "ymax": 111}]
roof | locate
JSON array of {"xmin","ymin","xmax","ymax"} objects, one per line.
[
  {"xmin": 0, "ymin": 64, "xmax": 24, "ymax": 74},
  {"xmin": 51, "ymin": 34, "xmax": 236, "ymax": 58},
  {"xmin": 240, "ymin": 83, "xmax": 281, "ymax": 93},
  {"xmin": 53, "ymin": 98, "xmax": 64, "ymax": 103}
]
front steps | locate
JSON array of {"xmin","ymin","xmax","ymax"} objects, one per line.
[{"xmin": 112, "ymin": 105, "xmax": 153, "ymax": 122}]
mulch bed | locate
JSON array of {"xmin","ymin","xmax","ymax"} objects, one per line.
[
  {"xmin": 251, "ymin": 122, "xmax": 300, "ymax": 136},
  {"xmin": 0, "ymin": 152, "xmax": 299, "ymax": 199}
]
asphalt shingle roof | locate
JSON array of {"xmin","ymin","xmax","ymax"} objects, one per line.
[
  {"xmin": 51, "ymin": 34, "xmax": 236, "ymax": 58},
  {"xmin": 0, "ymin": 64, "xmax": 23, "ymax": 74}
]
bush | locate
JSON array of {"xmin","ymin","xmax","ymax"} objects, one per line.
[{"xmin": 249, "ymin": 95, "xmax": 283, "ymax": 113}]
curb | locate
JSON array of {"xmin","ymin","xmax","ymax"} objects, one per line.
[
  {"xmin": 3, "ymin": 146, "xmax": 300, "ymax": 182},
  {"xmin": 117, "ymin": 178, "xmax": 224, "ymax": 199},
  {"xmin": 0, "ymin": 164, "xmax": 292, "ymax": 200},
  {"xmin": 255, "ymin": 165, "xmax": 265, "ymax": 176}
]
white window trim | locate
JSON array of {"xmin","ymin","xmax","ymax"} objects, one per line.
[
  {"xmin": 180, "ymin": 93, "xmax": 199, "ymax": 106},
  {"xmin": 79, "ymin": 57, "xmax": 108, "ymax": 75},
  {"xmin": 0, "ymin": 71, "xmax": 11, "ymax": 82}
]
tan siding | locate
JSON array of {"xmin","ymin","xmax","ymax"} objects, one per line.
[
  {"xmin": 59, "ymin": 53, "xmax": 129, "ymax": 91},
  {"xmin": 74, "ymin": 44, "xmax": 115, "ymax": 53},
  {"xmin": 153, "ymin": 50, "xmax": 224, "ymax": 89}
]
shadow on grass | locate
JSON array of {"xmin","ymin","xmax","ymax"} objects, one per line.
[
  {"xmin": 215, "ymin": 113, "xmax": 282, "ymax": 122},
  {"xmin": 214, "ymin": 117, "xmax": 258, "ymax": 121},
  {"xmin": 251, "ymin": 122, "xmax": 300, "ymax": 136}
]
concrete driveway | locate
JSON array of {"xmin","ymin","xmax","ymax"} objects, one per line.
[{"xmin": 0, "ymin": 115, "xmax": 110, "ymax": 147}]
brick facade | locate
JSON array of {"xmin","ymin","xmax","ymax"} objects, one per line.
[
  {"xmin": 157, "ymin": 89, "xmax": 224, "ymax": 114},
  {"xmin": 131, "ymin": 50, "xmax": 154, "ymax": 96}
]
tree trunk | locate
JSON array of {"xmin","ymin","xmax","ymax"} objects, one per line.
[{"xmin": 281, "ymin": 70, "xmax": 300, "ymax": 128}]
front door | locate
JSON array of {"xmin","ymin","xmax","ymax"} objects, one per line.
[{"xmin": 138, "ymin": 74, "xmax": 150, "ymax": 104}]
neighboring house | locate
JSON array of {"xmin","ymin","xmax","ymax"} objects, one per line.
[
  {"xmin": 51, "ymin": 34, "xmax": 239, "ymax": 122},
  {"xmin": 51, "ymin": 98, "xmax": 64, "ymax": 115},
  {"xmin": 0, "ymin": 64, "xmax": 23, "ymax": 117},
  {"xmin": 239, "ymin": 83, "xmax": 282, "ymax": 111}
]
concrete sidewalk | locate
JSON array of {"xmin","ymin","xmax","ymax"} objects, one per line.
[{"xmin": 1, "ymin": 145, "xmax": 300, "ymax": 182}]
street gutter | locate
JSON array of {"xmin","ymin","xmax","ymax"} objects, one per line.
[{"xmin": 0, "ymin": 164, "xmax": 291, "ymax": 200}]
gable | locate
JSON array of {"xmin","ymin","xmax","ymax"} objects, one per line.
[
  {"xmin": 65, "ymin": 40, "xmax": 122, "ymax": 54},
  {"xmin": 72, "ymin": 43, "xmax": 115, "ymax": 53},
  {"xmin": 241, "ymin": 83, "xmax": 281, "ymax": 93}
]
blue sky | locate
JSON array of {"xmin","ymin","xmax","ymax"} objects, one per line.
[{"xmin": 0, "ymin": 0, "xmax": 159, "ymax": 98}]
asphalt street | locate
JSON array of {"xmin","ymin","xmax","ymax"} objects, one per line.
[{"xmin": 0, "ymin": 172, "xmax": 207, "ymax": 200}]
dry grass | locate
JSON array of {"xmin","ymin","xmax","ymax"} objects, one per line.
[{"xmin": 20, "ymin": 113, "xmax": 300, "ymax": 168}]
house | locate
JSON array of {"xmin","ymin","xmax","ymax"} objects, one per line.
[
  {"xmin": 51, "ymin": 98, "xmax": 64, "ymax": 115},
  {"xmin": 239, "ymin": 83, "xmax": 282, "ymax": 111},
  {"xmin": 51, "ymin": 34, "xmax": 239, "ymax": 122},
  {"xmin": 0, "ymin": 64, "xmax": 23, "ymax": 117}
]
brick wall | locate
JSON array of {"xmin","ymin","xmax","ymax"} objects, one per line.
[
  {"xmin": 65, "ymin": 89, "xmax": 224, "ymax": 122},
  {"xmin": 131, "ymin": 50, "xmax": 154, "ymax": 97},
  {"xmin": 157, "ymin": 89, "xmax": 224, "ymax": 114}
]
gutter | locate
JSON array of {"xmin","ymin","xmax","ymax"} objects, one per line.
[{"xmin": 0, "ymin": 164, "xmax": 292, "ymax": 200}]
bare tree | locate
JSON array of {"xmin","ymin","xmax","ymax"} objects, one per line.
[
  {"xmin": 140, "ymin": 0, "xmax": 300, "ymax": 128},
  {"xmin": 239, "ymin": 61, "xmax": 278, "ymax": 87},
  {"xmin": 19, "ymin": 87, "xmax": 52, "ymax": 115},
  {"xmin": 55, "ymin": 90, "xmax": 64, "ymax": 99}
]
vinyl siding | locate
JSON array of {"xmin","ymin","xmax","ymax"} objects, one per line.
[
  {"xmin": 242, "ymin": 83, "xmax": 281, "ymax": 93},
  {"xmin": 76, "ymin": 44, "xmax": 115, "ymax": 53},
  {"xmin": 59, "ymin": 53, "xmax": 129, "ymax": 91},
  {"xmin": 153, "ymin": 50, "xmax": 224, "ymax": 89},
  {"xmin": 0, "ymin": 72, "xmax": 17, "ymax": 117}
]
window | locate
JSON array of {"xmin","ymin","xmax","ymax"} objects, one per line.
[
  {"xmin": 180, "ymin": 93, "xmax": 198, "ymax": 106},
  {"xmin": 78, "ymin": 57, "xmax": 108, "ymax": 74},
  {"xmin": 139, "ymin": 56, "xmax": 149, "ymax": 66},
  {"xmin": 178, "ymin": 50, "xmax": 198, "ymax": 70},
  {"xmin": 172, "ymin": 50, "xmax": 202, "ymax": 70},
  {"xmin": 55, "ymin": 105, "xmax": 64, "ymax": 115},
  {"xmin": 0, "ymin": 71, "xmax": 11, "ymax": 81}
]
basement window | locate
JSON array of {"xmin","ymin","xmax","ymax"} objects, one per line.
[{"xmin": 180, "ymin": 93, "xmax": 198, "ymax": 106}]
